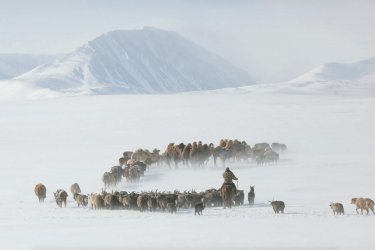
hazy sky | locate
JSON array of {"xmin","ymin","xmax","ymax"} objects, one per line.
[{"xmin": 0, "ymin": 0, "xmax": 374, "ymax": 82}]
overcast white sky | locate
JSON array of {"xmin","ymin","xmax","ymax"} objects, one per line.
[{"xmin": 0, "ymin": 0, "xmax": 374, "ymax": 82}]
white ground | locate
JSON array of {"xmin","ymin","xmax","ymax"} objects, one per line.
[{"xmin": 0, "ymin": 93, "xmax": 374, "ymax": 250}]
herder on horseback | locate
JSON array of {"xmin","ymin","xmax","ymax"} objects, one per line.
[{"xmin": 222, "ymin": 167, "xmax": 238, "ymax": 195}]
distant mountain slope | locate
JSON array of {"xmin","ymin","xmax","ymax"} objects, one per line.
[
  {"xmin": 0, "ymin": 54, "xmax": 55, "ymax": 80},
  {"xmin": 291, "ymin": 57, "xmax": 375, "ymax": 83},
  {"xmin": 14, "ymin": 27, "xmax": 254, "ymax": 94},
  {"xmin": 214, "ymin": 57, "xmax": 375, "ymax": 96}
]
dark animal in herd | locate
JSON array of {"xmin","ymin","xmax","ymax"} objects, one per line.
[
  {"xmin": 54, "ymin": 189, "xmax": 68, "ymax": 208},
  {"xmin": 167, "ymin": 202, "xmax": 177, "ymax": 214},
  {"xmin": 248, "ymin": 186, "xmax": 255, "ymax": 206},
  {"xmin": 234, "ymin": 190, "xmax": 245, "ymax": 206},
  {"xmin": 195, "ymin": 201, "xmax": 205, "ymax": 216},
  {"xmin": 270, "ymin": 201, "xmax": 285, "ymax": 214},
  {"xmin": 330, "ymin": 202, "xmax": 344, "ymax": 215}
]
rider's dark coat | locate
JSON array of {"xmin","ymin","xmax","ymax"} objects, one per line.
[{"xmin": 222, "ymin": 170, "xmax": 238, "ymax": 184}]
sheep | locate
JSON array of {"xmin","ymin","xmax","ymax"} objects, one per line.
[
  {"xmin": 34, "ymin": 183, "xmax": 47, "ymax": 202},
  {"xmin": 351, "ymin": 198, "xmax": 374, "ymax": 215},
  {"xmin": 74, "ymin": 193, "xmax": 88, "ymax": 207},
  {"xmin": 54, "ymin": 189, "xmax": 68, "ymax": 208},
  {"xmin": 248, "ymin": 186, "xmax": 255, "ymax": 206},
  {"xmin": 70, "ymin": 183, "xmax": 81, "ymax": 196},
  {"xmin": 195, "ymin": 201, "xmax": 205, "ymax": 216},
  {"xmin": 270, "ymin": 201, "xmax": 285, "ymax": 214},
  {"xmin": 330, "ymin": 202, "xmax": 344, "ymax": 215}
]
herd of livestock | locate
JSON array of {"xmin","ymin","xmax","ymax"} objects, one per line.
[
  {"xmin": 33, "ymin": 138, "xmax": 375, "ymax": 216},
  {"xmin": 102, "ymin": 139, "xmax": 286, "ymax": 185},
  {"xmin": 34, "ymin": 182, "xmax": 375, "ymax": 216}
]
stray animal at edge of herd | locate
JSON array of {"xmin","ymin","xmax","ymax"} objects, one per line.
[{"xmin": 33, "ymin": 139, "xmax": 375, "ymax": 216}]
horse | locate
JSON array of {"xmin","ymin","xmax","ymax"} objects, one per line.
[{"xmin": 221, "ymin": 184, "xmax": 233, "ymax": 209}]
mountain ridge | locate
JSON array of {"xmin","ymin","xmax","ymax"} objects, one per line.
[
  {"xmin": 0, "ymin": 53, "xmax": 55, "ymax": 80},
  {"xmin": 12, "ymin": 27, "xmax": 254, "ymax": 95}
]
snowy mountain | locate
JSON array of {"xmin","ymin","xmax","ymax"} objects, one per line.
[
  {"xmin": 0, "ymin": 54, "xmax": 55, "ymax": 80},
  {"xmin": 291, "ymin": 57, "xmax": 375, "ymax": 83},
  {"xmin": 211, "ymin": 57, "xmax": 375, "ymax": 96},
  {"xmin": 12, "ymin": 27, "xmax": 254, "ymax": 95}
]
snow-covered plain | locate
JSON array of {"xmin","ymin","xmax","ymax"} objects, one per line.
[{"xmin": 0, "ymin": 92, "xmax": 374, "ymax": 250}]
